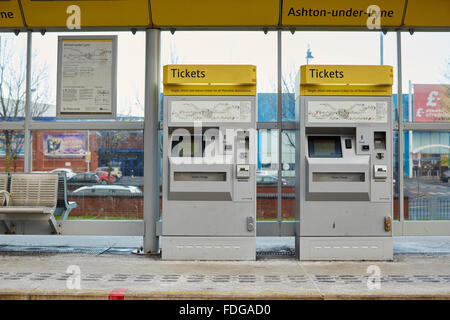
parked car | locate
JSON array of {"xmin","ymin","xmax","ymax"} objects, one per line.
[
  {"xmin": 72, "ymin": 185, "xmax": 142, "ymax": 196},
  {"xmin": 441, "ymin": 170, "xmax": 450, "ymax": 183},
  {"xmin": 68, "ymin": 173, "xmax": 101, "ymax": 184},
  {"xmin": 95, "ymin": 170, "xmax": 115, "ymax": 184},
  {"xmin": 96, "ymin": 166, "xmax": 122, "ymax": 180},
  {"xmin": 50, "ymin": 168, "xmax": 76, "ymax": 179},
  {"xmin": 256, "ymin": 174, "xmax": 288, "ymax": 186}
]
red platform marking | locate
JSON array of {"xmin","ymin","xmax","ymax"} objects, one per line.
[{"xmin": 109, "ymin": 288, "xmax": 128, "ymax": 300}]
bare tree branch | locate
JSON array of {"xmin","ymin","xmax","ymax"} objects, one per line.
[{"xmin": 0, "ymin": 36, "xmax": 50, "ymax": 172}]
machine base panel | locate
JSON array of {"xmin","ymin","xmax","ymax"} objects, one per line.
[
  {"xmin": 161, "ymin": 236, "xmax": 256, "ymax": 261},
  {"xmin": 298, "ymin": 236, "xmax": 393, "ymax": 261}
]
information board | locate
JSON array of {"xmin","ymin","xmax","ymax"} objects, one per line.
[{"xmin": 57, "ymin": 36, "xmax": 117, "ymax": 118}]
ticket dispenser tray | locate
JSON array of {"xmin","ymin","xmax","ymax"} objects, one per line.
[{"xmin": 169, "ymin": 157, "xmax": 233, "ymax": 201}]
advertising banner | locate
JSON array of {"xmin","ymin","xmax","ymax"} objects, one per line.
[
  {"xmin": 0, "ymin": 133, "xmax": 24, "ymax": 157},
  {"xmin": 43, "ymin": 133, "xmax": 86, "ymax": 157},
  {"xmin": 414, "ymin": 84, "xmax": 450, "ymax": 122}
]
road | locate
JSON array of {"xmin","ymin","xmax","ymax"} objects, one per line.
[{"xmin": 404, "ymin": 177, "xmax": 450, "ymax": 197}]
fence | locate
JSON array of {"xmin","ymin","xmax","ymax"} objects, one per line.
[{"xmin": 409, "ymin": 197, "xmax": 450, "ymax": 220}]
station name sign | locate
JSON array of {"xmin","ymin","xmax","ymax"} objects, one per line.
[
  {"xmin": 0, "ymin": 0, "xmax": 23, "ymax": 27},
  {"xmin": 282, "ymin": 0, "xmax": 403, "ymax": 26}
]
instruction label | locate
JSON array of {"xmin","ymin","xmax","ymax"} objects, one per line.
[
  {"xmin": 171, "ymin": 101, "xmax": 251, "ymax": 122},
  {"xmin": 307, "ymin": 101, "xmax": 388, "ymax": 123}
]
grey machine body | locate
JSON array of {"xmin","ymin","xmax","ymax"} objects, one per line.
[
  {"xmin": 296, "ymin": 95, "xmax": 393, "ymax": 260},
  {"xmin": 162, "ymin": 95, "xmax": 257, "ymax": 260}
]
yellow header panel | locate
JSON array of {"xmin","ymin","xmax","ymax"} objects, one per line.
[
  {"xmin": 0, "ymin": 0, "xmax": 23, "ymax": 28},
  {"xmin": 163, "ymin": 65, "xmax": 257, "ymax": 96},
  {"xmin": 21, "ymin": 0, "xmax": 150, "ymax": 28},
  {"xmin": 151, "ymin": 0, "xmax": 279, "ymax": 26},
  {"xmin": 404, "ymin": 0, "xmax": 450, "ymax": 27},
  {"xmin": 164, "ymin": 65, "xmax": 257, "ymax": 85},
  {"xmin": 300, "ymin": 65, "xmax": 393, "ymax": 96},
  {"xmin": 301, "ymin": 65, "xmax": 393, "ymax": 85},
  {"xmin": 283, "ymin": 0, "xmax": 404, "ymax": 27}
]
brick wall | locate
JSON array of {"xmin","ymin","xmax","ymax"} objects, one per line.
[{"xmin": 67, "ymin": 186, "xmax": 295, "ymax": 220}]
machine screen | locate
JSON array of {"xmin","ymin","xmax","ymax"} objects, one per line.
[
  {"xmin": 308, "ymin": 136, "xmax": 342, "ymax": 158},
  {"xmin": 171, "ymin": 136, "xmax": 205, "ymax": 157}
]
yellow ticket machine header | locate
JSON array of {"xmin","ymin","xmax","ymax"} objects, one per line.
[
  {"xmin": 299, "ymin": 65, "xmax": 394, "ymax": 96},
  {"xmin": 163, "ymin": 65, "xmax": 257, "ymax": 96}
]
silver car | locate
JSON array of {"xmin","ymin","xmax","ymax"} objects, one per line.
[{"xmin": 72, "ymin": 185, "xmax": 142, "ymax": 196}]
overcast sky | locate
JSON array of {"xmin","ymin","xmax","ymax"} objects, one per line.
[{"xmin": 2, "ymin": 30, "xmax": 449, "ymax": 116}]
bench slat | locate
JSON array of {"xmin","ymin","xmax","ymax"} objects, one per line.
[
  {"xmin": 0, "ymin": 173, "xmax": 7, "ymax": 206},
  {"xmin": 10, "ymin": 173, "xmax": 58, "ymax": 207}
]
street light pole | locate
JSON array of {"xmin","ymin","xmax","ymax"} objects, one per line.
[
  {"xmin": 380, "ymin": 32, "xmax": 384, "ymax": 65},
  {"xmin": 306, "ymin": 44, "xmax": 314, "ymax": 65}
]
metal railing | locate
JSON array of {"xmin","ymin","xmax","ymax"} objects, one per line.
[{"xmin": 409, "ymin": 197, "xmax": 450, "ymax": 220}]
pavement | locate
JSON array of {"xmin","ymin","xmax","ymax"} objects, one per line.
[{"xmin": 0, "ymin": 236, "xmax": 449, "ymax": 300}]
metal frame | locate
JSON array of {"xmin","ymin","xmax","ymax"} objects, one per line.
[{"xmin": 0, "ymin": 26, "xmax": 449, "ymax": 241}]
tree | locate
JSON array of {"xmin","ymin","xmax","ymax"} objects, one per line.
[{"xmin": 0, "ymin": 36, "xmax": 50, "ymax": 172}]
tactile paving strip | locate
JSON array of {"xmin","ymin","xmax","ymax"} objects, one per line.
[
  {"xmin": 0, "ymin": 272, "xmax": 449, "ymax": 284},
  {"xmin": 0, "ymin": 246, "xmax": 297, "ymax": 256}
]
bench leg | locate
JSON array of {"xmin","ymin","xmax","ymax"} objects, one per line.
[
  {"xmin": 2, "ymin": 220, "xmax": 15, "ymax": 234},
  {"xmin": 61, "ymin": 207, "xmax": 74, "ymax": 221},
  {"xmin": 48, "ymin": 215, "xmax": 61, "ymax": 235}
]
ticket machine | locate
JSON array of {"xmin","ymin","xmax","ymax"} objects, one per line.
[
  {"xmin": 161, "ymin": 65, "xmax": 257, "ymax": 260},
  {"xmin": 295, "ymin": 65, "xmax": 394, "ymax": 260}
]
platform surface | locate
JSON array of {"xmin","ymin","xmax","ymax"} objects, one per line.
[{"xmin": 0, "ymin": 236, "xmax": 449, "ymax": 300}]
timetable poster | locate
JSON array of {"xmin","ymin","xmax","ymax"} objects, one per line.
[{"xmin": 57, "ymin": 37, "xmax": 117, "ymax": 118}]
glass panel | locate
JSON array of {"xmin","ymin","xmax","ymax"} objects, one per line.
[
  {"xmin": 281, "ymin": 130, "xmax": 295, "ymax": 221},
  {"xmin": 161, "ymin": 31, "xmax": 277, "ymax": 122},
  {"xmin": 31, "ymin": 31, "xmax": 146, "ymax": 121},
  {"xmin": 402, "ymin": 32, "xmax": 450, "ymax": 122},
  {"xmin": 256, "ymin": 129, "xmax": 278, "ymax": 220},
  {"xmin": 282, "ymin": 31, "xmax": 398, "ymax": 121},
  {"xmin": 393, "ymin": 131, "xmax": 400, "ymax": 220},
  {"xmin": 0, "ymin": 33, "xmax": 28, "ymax": 122},
  {"xmin": 32, "ymin": 129, "xmax": 143, "ymax": 220},
  {"xmin": 0, "ymin": 130, "xmax": 24, "ymax": 172},
  {"xmin": 406, "ymin": 131, "xmax": 450, "ymax": 220}
]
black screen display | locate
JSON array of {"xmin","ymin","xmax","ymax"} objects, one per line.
[{"xmin": 308, "ymin": 136, "xmax": 342, "ymax": 158}]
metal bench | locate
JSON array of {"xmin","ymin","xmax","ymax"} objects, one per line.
[
  {"xmin": 54, "ymin": 173, "xmax": 78, "ymax": 220},
  {"xmin": 0, "ymin": 173, "xmax": 61, "ymax": 234}
]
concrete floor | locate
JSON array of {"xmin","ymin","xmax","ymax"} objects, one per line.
[{"xmin": 0, "ymin": 236, "xmax": 449, "ymax": 299}]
